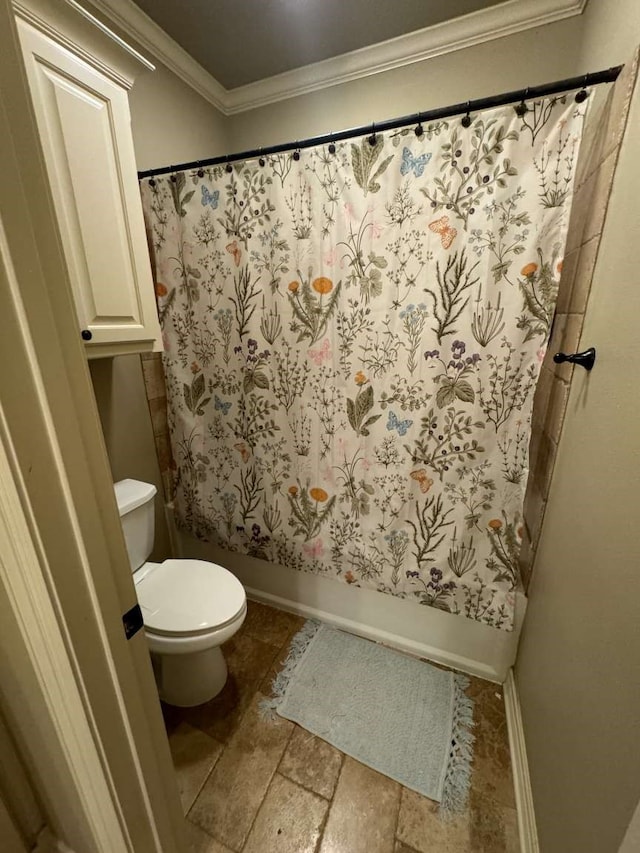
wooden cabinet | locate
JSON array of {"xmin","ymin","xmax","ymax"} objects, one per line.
[{"xmin": 16, "ymin": 6, "xmax": 162, "ymax": 357}]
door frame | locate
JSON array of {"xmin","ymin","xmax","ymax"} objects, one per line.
[{"xmin": 0, "ymin": 2, "xmax": 184, "ymax": 851}]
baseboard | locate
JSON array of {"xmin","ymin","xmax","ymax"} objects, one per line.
[
  {"xmin": 504, "ymin": 669, "xmax": 540, "ymax": 853},
  {"xmin": 168, "ymin": 515, "xmax": 525, "ymax": 683},
  {"xmin": 245, "ymin": 584, "xmax": 502, "ymax": 681}
]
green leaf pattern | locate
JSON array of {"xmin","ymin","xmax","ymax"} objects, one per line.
[{"xmin": 140, "ymin": 99, "xmax": 585, "ymax": 631}]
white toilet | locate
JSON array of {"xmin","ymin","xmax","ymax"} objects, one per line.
[{"xmin": 114, "ymin": 478, "xmax": 247, "ymax": 707}]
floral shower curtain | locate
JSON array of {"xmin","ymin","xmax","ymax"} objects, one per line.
[{"xmin": 141, "ymin": 97, "xmax": 584, "ymax": 630}]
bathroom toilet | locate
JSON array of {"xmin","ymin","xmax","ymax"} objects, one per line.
[{"xmin": 114, "ymin": 478, "xmax": 246, "ymax": 707}]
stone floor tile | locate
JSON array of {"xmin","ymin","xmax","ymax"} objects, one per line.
[
  {"xmin": 467, "ymin": 680, "xmax": 516, "ymax": 809},
  {"xmin": 258, "ymin": 638, "xmax": 291, "ymax": 698},
  {"xmin": 243, "ymin": 599, "xmax": 305, "ymax": 647},
  {"xmin": 188, "ymin": 693, "xmax": 293, "ymax": 851},
  {"xmin": 176, "ymin": 632, "xmax": 280, "ymax": 742},
  {"xmin": 319, "ymin": 756, "xmax": 400, "ymax": 853},
  {"xmin": 469, "ymin": 789, "xmax": 520, "ymax": 852},
  {"xmin": 168, "ymin": 722, "xmax": 223, "ymax": 813},
  {"xmin": 160, "ymin": 602, "xmax": 518, "ymax": 853},
  {"xmin": 395, "ymin": 842, "xmax": 421, "ymax": 853},
  {"xmin": 396, "ymin": 788, "xmax": 470, "ymax": 853},
  {"xmin": 184, "ymin": 820, "xmax": 234, "ymax": 853},
  {"xmin": 243, "ymin": 772, "xmax": 328, "ymax": 853},
  {"xmin": 278, "ymin": 724, "xmax": 343, "ymax": 799}
]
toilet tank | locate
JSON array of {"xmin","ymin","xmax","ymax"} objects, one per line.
[{"xmin": 114, "ymin": 479, "xmax": 157, "ymax": 573}]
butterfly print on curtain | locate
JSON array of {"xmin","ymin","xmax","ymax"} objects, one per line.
[{"xmin": 141, "ymin": 98, "xmax": 585, "ymax": 630}]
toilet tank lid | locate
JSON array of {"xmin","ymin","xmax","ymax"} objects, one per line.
[{"xmin": 114, "ymin": 479, "xmax": 157, "ymax": 516}]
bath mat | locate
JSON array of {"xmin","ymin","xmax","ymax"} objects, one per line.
[{"xmin": 262, "ymin": 621, "xmax": 474, "ymax": 814}]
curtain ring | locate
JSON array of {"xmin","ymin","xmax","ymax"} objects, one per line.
[
  {"xmin": 368, "ymin": 122, "xmax": 377, "ymax": 146},
  {"xmin": 414, "ymin": 113, "xmax": 424, "ymax": 137},
  {"xmin": 148, "ymin": 177, "xmax": 156, "ymax": 187},
  {"xmin": 292, "ymin": 143, "xmax": 301, "ymax": 161},
  {"xmin": 225, "ymin": 156, "xmax": 233, "ymax": 173},
  {"xmin": 515, "ymin": 88, "xmax": 529, "ymax": 117},
  {"xmin": 197, "ymin": 162, "xmax": 204, "ymax": 178},
  {"xmin": 170, "ymin": 168, "xmax": 177, "ymax": 183},
  {"xmin": 328, "ymin": 132, "xmax": 336, "ymax": 155},
  {"xmin": 258, "ymin": 148, "xmax": 265, "ymax": 167},
  {"xmin": 461, "ymin": 102, "xmax": 472, "ymax": 128},
  {"xmin": 575, "ymin": 75, "xmax": 589, "ymax": 103}
]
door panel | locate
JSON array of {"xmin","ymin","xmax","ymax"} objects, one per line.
[{"xmin": 17, "ymin": 20, "xmax": 161, "ymax": 349}]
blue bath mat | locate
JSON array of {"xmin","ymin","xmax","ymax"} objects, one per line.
[{"xmin": 263, "ymin": 621, "xmax": 474, "ymax": 814}]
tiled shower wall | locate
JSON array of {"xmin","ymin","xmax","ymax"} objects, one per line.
[
  {"xmin": 520, "ymin": 48, "xmax": 639, "ymax": 589},
  {"xmin": 140, "ymin": 48, "xmax": 639, "ymax": 591},
  {"xmin": 141, "ymin": 351, "xmax": 175, "ymax": 502}
]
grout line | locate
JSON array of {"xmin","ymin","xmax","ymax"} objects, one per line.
[
  {"xmin": 391, "ymin": 778, "xmax": 404, "ymax": 851},
  {"xmin": 183, "ymin": 737, "xmax": 225, "ymax": 817},
  {"xmin": 238, "ymin": 753, "xmax": 293, "ymax": 851},
  {"xmin": 313, "ymin": 753, "xmax": 347, "ymax": 853},
  {"xmin": 276, "ymin": 725, "xmax": 341, "ymax": 802}
]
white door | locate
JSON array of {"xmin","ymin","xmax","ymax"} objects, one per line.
[{"xmin": 0, "ymin": 2, "xmax": 184, "ymax": 851}]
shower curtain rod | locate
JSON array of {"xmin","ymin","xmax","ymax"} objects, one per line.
[{"xmin": 138, "ymin": 65, "xmax": 622, "ymax": 180}]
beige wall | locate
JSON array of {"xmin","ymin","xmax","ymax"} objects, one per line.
[
  {"xmin": 129, "ymin": 60, "xmax": 228, "ymax": 172},
  {"xmin": 516, "ymin": 1, "xmax": 640, "ymax": 849},
  {"xmin": 89, "ymin": 355, "xmax": 172, "ymax": 561},
  {"xmin": 576, "ymin": 0, "xmax": 640, "ymax": 71},
  {"xmin": 520, "ymin": 55, "xmax": 634, "ymax": 589},
  {"xmin": 227, "ymin": 17, "xmax": 582, "ymax": 150}
]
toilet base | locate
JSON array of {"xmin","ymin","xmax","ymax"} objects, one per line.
[{"xmin": 151, "ymin": 645, "xmax": 228, "ymax": 707}]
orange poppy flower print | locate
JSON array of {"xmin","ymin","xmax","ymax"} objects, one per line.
[{"xmin": 312, "ymin": 276, "xmax": 333, "ymax": 295}]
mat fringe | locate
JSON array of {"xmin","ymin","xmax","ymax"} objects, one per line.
[
  {"xmin": 259, "ymin": 619, "xmax": 321, "ymax": 720},
  {"xmin": 440, "ymin": 673, "xmax": 476, "ymax": 817},
  {"xmin": 261, "ymin": 620, "xmax": 475, "ymax": 817}
]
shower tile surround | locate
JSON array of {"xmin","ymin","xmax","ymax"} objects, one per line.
[
  {"xmin": 140, "ymin": 50, "xmax": 638, "ymax": 601},
  {"xmin": 521, "ymin": 48, "xmax": 639, "ymax": 589},
  {"xmin": 164, "ymin": 600, "xmax": 519, "ymax": 853}
]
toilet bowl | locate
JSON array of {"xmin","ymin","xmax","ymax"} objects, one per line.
[{"xmin": 114, "ymin": 479, "xmax": 247, "ymax": 707}]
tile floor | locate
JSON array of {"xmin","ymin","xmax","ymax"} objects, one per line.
[{"xmin": 161, "ymin": 601, "xmax": 519, "ymax": 853}]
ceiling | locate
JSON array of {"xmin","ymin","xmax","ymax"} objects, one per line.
[{"xmin": 130, "ymin": 0, "xmax": 507, "ymax": 89}]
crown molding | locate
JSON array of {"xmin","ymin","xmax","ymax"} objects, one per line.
[
  {"xmin": 14, "ymin": 0, "xmax": 154, "ymax": 87},
  {"xmin": 88, "ymin": 0, "xmax": 227, "ymax": 109},
  {"xmin": 224, "ymin": 0, "xmax": 587, "ymax": 113},
  {"xmin": 86, "ymin": 0, "xmax": 587, "ymax": 114}
]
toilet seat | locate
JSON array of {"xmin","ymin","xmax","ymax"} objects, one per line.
[{"xmin": 135, "ymin": 558, "xmax": 246, "ymax": 637}]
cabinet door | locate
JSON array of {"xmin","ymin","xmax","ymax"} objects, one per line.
[{"xmin": 17, "ymin": 20, "xmax": 161, "ymax": 355}]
